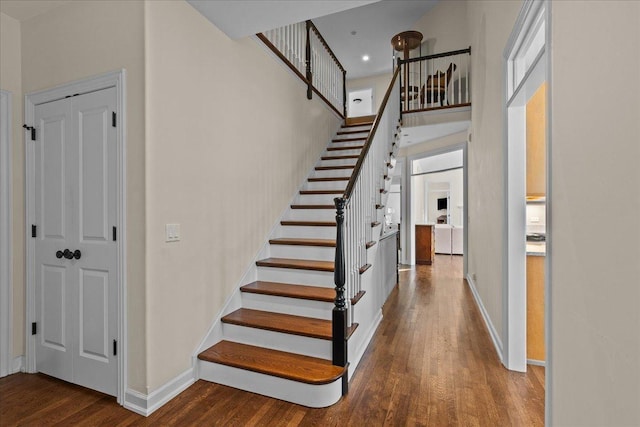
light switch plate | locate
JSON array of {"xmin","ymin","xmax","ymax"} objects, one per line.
[{"xmin": 165, "ymin": 224, "xmax": 180, "ymax": 242}]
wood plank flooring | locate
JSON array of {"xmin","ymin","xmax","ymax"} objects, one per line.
[{"xmin": 0, "ymin": 256, "xmax": 545, "ymax": 426}]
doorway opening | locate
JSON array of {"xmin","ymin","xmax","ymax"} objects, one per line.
[
  {"xmin": 503, "ymin": 0, "xmax": 549, "ymax": 376},
  {"xmin": 404, "ymin": 145, "xmax": 467, "ymax": 274}
]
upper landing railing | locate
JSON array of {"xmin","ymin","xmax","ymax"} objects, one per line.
[
  {"xmin": 398, "ymin": 47, "xmax": 471, "ymax": 114},
  {"xmin": 258, "ymin": 21, "xmax": 346, "ymax": 118}
]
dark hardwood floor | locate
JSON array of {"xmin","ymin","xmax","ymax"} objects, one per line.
[{"xmin": 0, "ymin": 255, "xmax": 545, "ymax": 426}]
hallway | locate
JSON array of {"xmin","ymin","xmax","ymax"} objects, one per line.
[{"xmin": 0, "ymin": 255, "xmax": 544, "ymax": 426}]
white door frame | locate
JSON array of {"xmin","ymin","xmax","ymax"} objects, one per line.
[
  {"xmin": 502, "ymin": 0, "xmax": 551, "ymax": 416},
  {"xmin": 0, "ymin": 90, "xmax": 13, "ymax": 378},
  {"xmin": 404, "ymin": 142, "xmax": 468, "ymax": 276},
  {"xmin": 24, "ymin": 70, "xmax": 127, "ymax": 404}
]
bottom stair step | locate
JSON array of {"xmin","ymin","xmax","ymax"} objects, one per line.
[{"xmin": 198, "ymin": 340, "xmax": 345, "ymax": 385}]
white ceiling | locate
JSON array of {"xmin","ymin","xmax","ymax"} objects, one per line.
[
  {"xmin": 313, "ymin": 0, "xmax": 438, "ymax": 79},
  {"xmin": 186, "ymin": 0, "xmax": 379, "ymax": 39},
  {"xmin": 187, "ymin": 0, "xmax": 439, "ymax": 80},
  {"xmin": 0, "ymin": 0, "xmax": 73, "ymax": 21}
]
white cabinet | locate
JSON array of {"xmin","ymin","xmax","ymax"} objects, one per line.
[
  {"xmin": 435, "ymin": 225, "xmax": 452, "ymax": 254},
  {"xmin": 434, "ymin": 225, "xmax": 464, "ymax": 255},
  {"xmin": 452, "ymin": 227, "xmax": 464, "ymax": 254}
]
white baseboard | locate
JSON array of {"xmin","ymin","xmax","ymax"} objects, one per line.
[
  {"xmin": 465, "ymin": 274, "xmax": 503, "ymax": 363},
  {"xmin": 12, "ymin": 356, "xmax": 24, "ymax": 374},
  {"xmin": 348, "ymin": 309, "xmax": 383, "ymax": 381},
  {"xmin": 123, "ymin": 367, "xmax": 195, "ymax": 417}
]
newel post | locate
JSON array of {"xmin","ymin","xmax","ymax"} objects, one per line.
[
  {"xmin": 333, "ymin": 197, "xmax": 348, "ymax": 394},
  {"xmin": 305, "ymin": 21, "xmax": 313, "ymax": 100}
]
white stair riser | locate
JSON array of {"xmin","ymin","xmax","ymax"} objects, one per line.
[
  {"xmin": 342, "ymin": 125, "xmax": 371, "ymax": 132},
  {"xmin": 336, "ymin": 131, "xmax": 369, "ymax": 138},
  {"xmin": 221, "ymin": 323, "xmax": 330, "ymax": 359},
  {"xmin": 311, "ymin": 169, "xmax": 353, "ymax": 179},
  {"xmin": 305, "ymin": 180, "xmax": 348, "ymax": 190},
  {"xmin": 296, "ymin": 194, "xmax": 342, "ymax": 204},
  {"xmin": 329, "ymin": 141, "xmax": 366, "ymax": 148},
  {"xmin": 286, "ymin": 209, "xmax": 335, "ymax": 222},
  {"xmin": 240, "ymin": 292, "xmax": 333, "ymax": 320},
  {"xmin": 198, "ymin": 362, "xmax": 342, "ymax": 408},
  {"xmin": 257, "ymin": 266, "xmax": 335, "ymax": 287},
  {"xmin": 275, "ymin": 225, "xmax": 336, "ymax": 239},
  {"xmin": 269, "ymin": 244, "xmax": 335, "ymax": 261},
  {"xmin": 325, "ymin": 148, "xmax": 362, "ymax": 156},
  {"xmin": 317, "ymin": 158, "xmax": 358, "ymax": 167}
]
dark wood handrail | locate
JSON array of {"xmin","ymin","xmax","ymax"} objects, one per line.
[
  {"xmin": 256, "ymin": 33, "xmax": 307, "ymax": 83},
  {"xmin": 307, "ymin": 20, "xmax": 346, "ymax": 74},
  {"xmin": 342, "ymin": 66, "xmax": 401, "ymax": 200},
  {"xmin": 398, "ymin": 47, "xmax": 471, "ymax": 65},
  {"xmin": 257, "ymin": 23, "xmax": 346, "ymax": 119}
]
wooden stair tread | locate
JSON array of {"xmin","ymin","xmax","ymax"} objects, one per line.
[
  {"xmin": 332, "ymin": 137, "xmax": 367, "ymax": 142},
  {"xmin": 241, "ymin": 281, "xmax": 334, "ymax": 302},
  {"xmin": 322, "ymin": 154, "xmax": 360, "ymax": 160},
  {"xmin": 222, "ymin": 309, "xmax": 358, "ymax": 340},
  {"xmin": 327, "ymin": 145, "xmax": 364, "ymax": 151},
  {"xmin": 222, "ymin": 308, "xmax": 333, "ymax": 340},
  {"xmin": 337, "ymin": 129, "xmax": 370, "ymax": 135},
  {"xmin": 359, "ymin": 264, "xmax": 372, "ymax": 274},
  {"xmin": 198, "ymin": 340, "xmax": 344, "ymax": 385},
  {"xmin": 315, "ymin": 165, "xmax": 355, "ymax": 170},
  {"xmin": 281, "ymin": 220, "xmax": 336, "ymax": 227},
  {"xmin": 290, "ymin": 204, "xmax": 335, "ymax": 209},
  {"xmin": 308, "ymin": 177, "xmax": 350, "ymax": 182},
  {"xmin": 269, "ymin": 238, "xmax": 336, "ymax": 247},
  {"xmin": 342, "ymin": 122, "xmax": 373, "ymax": 128},
  {"xmin": 371, "ymin": 221, "xmax": 381, "ymax": 227},
  {"xmin": 351, "ymin": 290, "xmax": 366, "ymax": 305},
  {"xmin": 256, "ymin": 258, "xmax": 334, "ymax": 272},
  {"xmin": 365, "ymin": 241, "xmax": 377, "ymax": 249},
  {"xmin": 300, "ymin": 190, "xmax": 343, "ymax": 195}
]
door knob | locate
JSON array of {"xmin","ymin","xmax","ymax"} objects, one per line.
[
  {"xmin": 56, "ymin": 250, "xmax": 64, "ymax": 259},
  {"xmin": 63, "ymin": 249, "xmax": 74, "ymax": 259},
  {"xmin": 73, "ymin": 249, "xmax": 81, "ymax": 260}
]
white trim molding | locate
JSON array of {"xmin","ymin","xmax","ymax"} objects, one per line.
[
  {"xmin": 502, "ymin": 0, "xmax": 549, "ymax": 375},
  {"xmin": 0, "ymin": 90, "xmax": 13, "ymax": 379},
  {"xmin": 466, "ymin": 274, "xmax": 504, "ymax": 363},
  {"xmin": 124, "ymin": 368, "xmax": 196, "ymax": 417},
  {"xmin": 12, "ymin": 356, "xmax": 24, "ymax": 374},
  {"xmin": 24, "ymin": 69, "xmax": 128, "ymax": 403}
]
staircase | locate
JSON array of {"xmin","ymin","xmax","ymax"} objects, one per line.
[{"xmin": 197, "ymin": 120, "xmax": 380, "ymax": 408}]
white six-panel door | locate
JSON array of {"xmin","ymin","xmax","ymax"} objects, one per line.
[{"xmin": 34, "ymin": 87, "xmax": 118, "ymax": 396}]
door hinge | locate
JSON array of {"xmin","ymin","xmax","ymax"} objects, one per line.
[
  {"xmin": 113, "ymin": 339, "xmax": 117, "ymax": 356},
  {"xmin": 112, "ymin": 226, "xmax": 117, "ymax": 241},
  {"xmin": 112, "ymin": 112, "xmax": 116, "ymax": 128},
  {"xmin": 23, "ymin": 125, "xmax": 36, "ymax": 141},
  {"xmin": 31, "ymin": 224, "xmax": 37, "ymax": 238},
  {"xmin": 32, "ymin": 322, "xmax": 37, "ymax": 335}
]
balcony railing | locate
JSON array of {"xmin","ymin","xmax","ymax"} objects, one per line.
[
  {"xmin": 398, "ymin": 47, "xmax": 471, "ymax": 114},
  {"xmin": 258, "ymin": 21, "xmax": 346, "ymax": 118}
]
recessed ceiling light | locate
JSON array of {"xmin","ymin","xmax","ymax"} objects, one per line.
[{"xmin": 362, "ymin": 55, "xmax": 370, "ymax": 62}]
